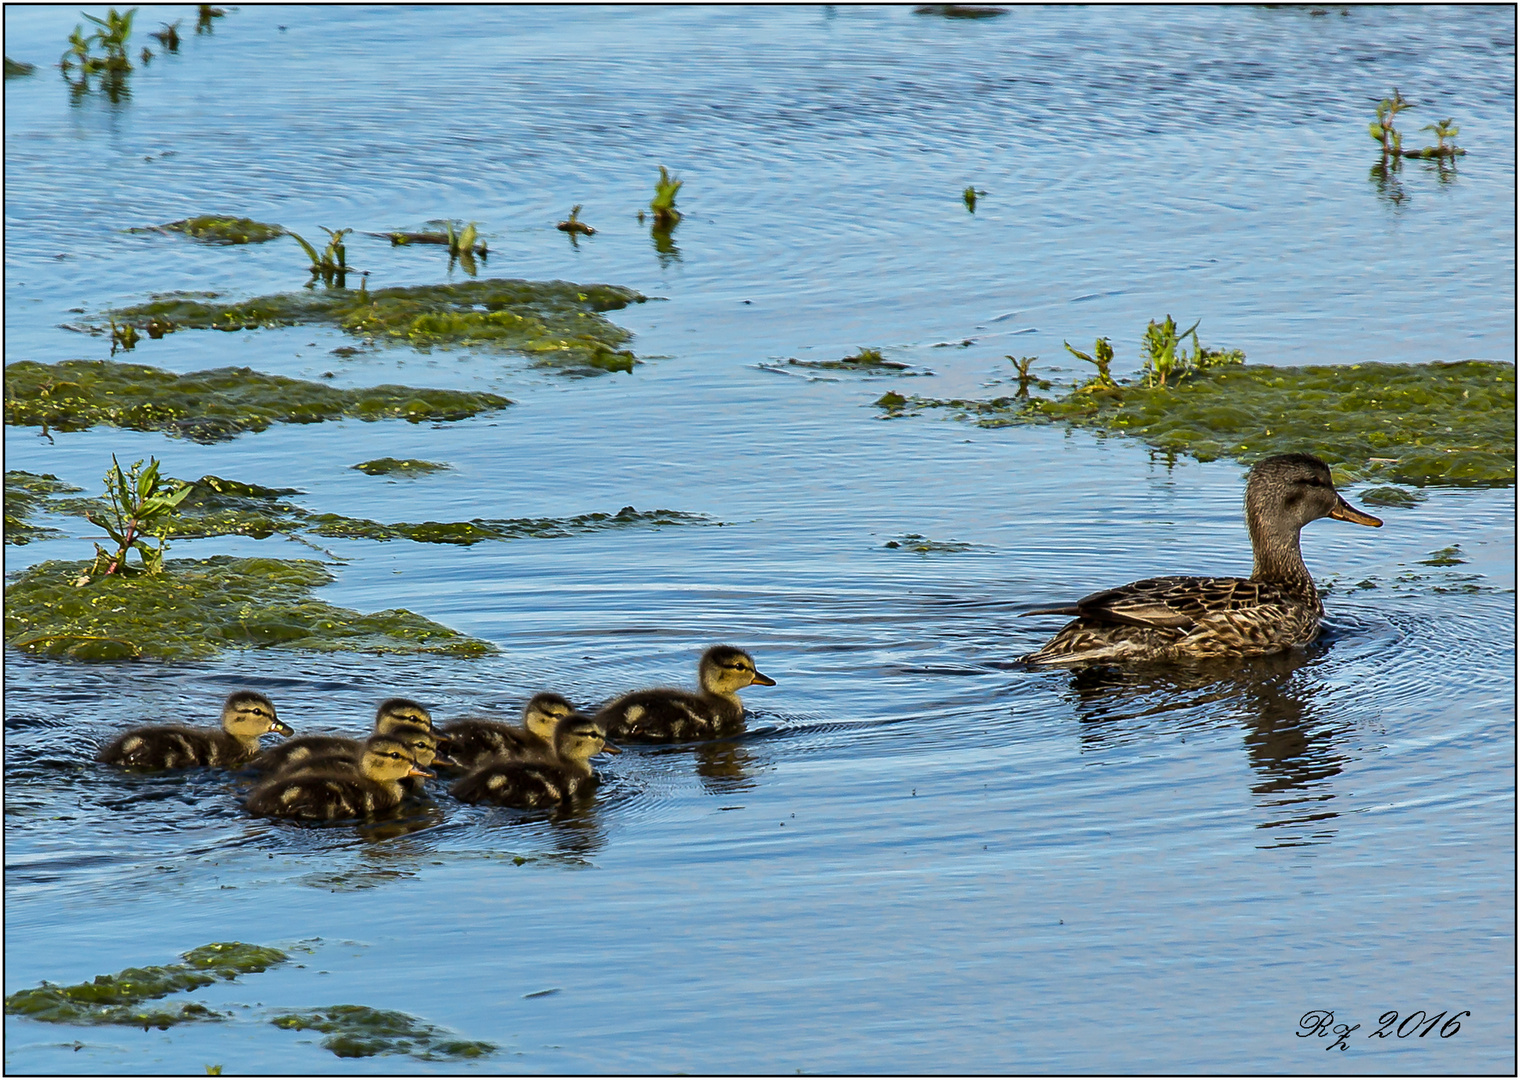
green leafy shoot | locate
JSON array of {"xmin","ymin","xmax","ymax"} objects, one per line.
[
  {"xmin": 82, "ymin": 455, "xmax": 191, "ymax": 579},
  {"xmin": 557, "ymin": 204, "xmax": 596, "ymax": 237},
  {"xmin": 1008, "ymin": 355, "xmax": 1045, "ymax": 397},
  {"xmin": 1063, "ymin": 337, "xmax": 1118, "ymax": 391},
  {"xmin": 1368, "ymin": 87, "xmax": 1411, "ymax": 158},
  {"xmin": 1139, "ymin": 315, "xmax": 1244, "ymax": 389},
  {"xmin": 287, "ymin": 227, "xmax": 354, "ymax": 287},
  {"xmin": 151, "ymin": 20, "xmax": 181, "ymax": 51},
  {"xmin": 651, "ymin": 165, "xmax": 683, "ymax": 227}
]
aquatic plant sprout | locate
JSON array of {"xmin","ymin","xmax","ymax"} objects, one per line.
[
  {"xmin": 651, "ymin": 165, "xmax": 683, "ymax": 226},
  {"xmin": 81, "ymin": 455, "xmax": 191, "ymax": 579},
  {"xmin": 1063, "ymin": 337, "xmax": 1118, "ymax": 390}
]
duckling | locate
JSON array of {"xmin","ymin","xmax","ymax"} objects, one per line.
[
  {"xmin": 274, "ymin": 723, "xmax": 454, "ymax": 794},
  {"xmin": 1019, "ymin": 452, "xmax": 1384, "ymax": 666},
  {"xmin": 436, "ymin": 692, "xmax": 577, "ymax": 771},
  {"xmin": 247, "ymin": 697, "xmax": 433, "ymax": 775},
  {"xmin": 452, "ymin": 716, "xmax": 620, "ymax": 809},
  {"xmin": 594, "ymin": 645, "xmax": 776, "ymax": 742},
  {"xmin": 97, "ymin": 690, "xmax": 291, "ymax": 769},
  {"xmin": 245, "ymin": 734, "xmax": 432, "ymax": 820}
]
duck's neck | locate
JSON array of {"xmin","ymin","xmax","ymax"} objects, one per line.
[
  {"xmin": 1248, "ymin": 515, "xmax": 1314, "ymax": 590},
  {"xmin": 559, "ymin": 755, "xmax": 594, "ymax": 780},
  {"xmin": 701, "ymin": 686, "xmax": 744, "ymax": 722},
  {"xmin": 227, "ymin": 730, "xmax": 263, "ymax": 758}
]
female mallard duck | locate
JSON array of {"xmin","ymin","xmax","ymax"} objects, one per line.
[
  {"xmin": 97, "ymin": 690, "xmax": 292, "ymax": 769},
  {"xmin": 594, "ymin": 646, "xmax": 776, "ymax": 743},
  {"xmin": 436, "ymin": 692, "xmax": 577, "ymax": 771},
  {"xmin": 247, "ymin": 697, "xmax": 433, "ymax": 775},
  {"xmin": 245, "ymin": 734, "xmax": 432, "ymax": 820},
  {"xmin": 451, "ymin": 716, "xmax": 620, "ymax": 809},
  {"xmin": 1019, "ymin": 452, "xmax": 1383, "ymax": 666}
]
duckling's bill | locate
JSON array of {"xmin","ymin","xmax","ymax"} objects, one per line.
[{"xmin": 750, "ymin": 671, "xmax": 777, "ymax": 686}]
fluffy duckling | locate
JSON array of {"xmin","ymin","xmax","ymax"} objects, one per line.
[
  {"xmin": 275, "ymin": 723, "xmax": 453, "ymax": 795},
  {"xmin": 247, "ymin": 697, "xmax": 433, "ymax": 775},
  {"xmin": 594, "ymin": 646, "xmax": 776, "ymax": 742},
  {"xmin": 436, "ymin": 692, "xmax": 577, "ymax": 771},
  {"xmin": 451, "ymin": 716, "xmax": 620, "ymax": 809},
  {"xmin": 97, "ymin": 690, "xmax": 291, "ymax": 769},
  {"xmin": 1019, "ymin": 453, "xmax": 1384, "ymax": 665},
  {"xmin": 245, "ymin": 734, "xmax": 432, "ymax": 820}
]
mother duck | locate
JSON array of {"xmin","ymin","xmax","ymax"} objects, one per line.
[{"xmin": 1020, "ymin": 453, "xmax": 1382, "ymax": 666}]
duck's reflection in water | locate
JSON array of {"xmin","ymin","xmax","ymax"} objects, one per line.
[
  {"xmin": 1060, "ymin": 644, "xmax": 1351, "ymax": 847},
  {"xmin": 693, "ymin": 738, "xmax": 763, "ymax": 795}
]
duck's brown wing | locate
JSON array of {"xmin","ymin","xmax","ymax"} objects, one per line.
[{"xmin": 1024, "ymin": 576, "xmax": 1285, "ymax": 630}]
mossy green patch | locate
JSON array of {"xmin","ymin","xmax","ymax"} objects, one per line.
[
  {"xmin": 5, "ymin": 556, "xmax": 496, "ymax": 661},
  {"xmin": 4, "ymin": 359, "xmax": 511, "ymax": 443},
  {"xmin": 1418, "ymin": 545, "xmax": 1467, "ymax": 567},
  {"xmin": 899, "ymin": 361, "xmax": 1515, "ymax": 486},
  {"xmin": 135, "ymin": 217, "xmax": 287, "ymax": 245},
  {"xmin": 1359, "ymin": 486, "xmax": 1428, "ymax": 508},
  {"xmin": 772, "ymin": 347, "xmax": 915, "ymax": 373},
  {"xmin": 109, "ymin": 278, "xmax": 646, "ymax": 374},
  {"xmin": 6, "ymin": 471, "xmax": 82, "ymax": 545},
  {"xmin": 270, "ymin": 1005, "xmax": 495, "ymax": 1060},
  {"xmin": 306, "ymin": 505, "xmax": 713, "ymax": 546},
  {"xmin": 4, "ymin": 943, "xmax": 286, "ymax": 1028},
  {"xmin": 882, "ymin": 533, "xmax": 978, "ymax": 553},
  {"xmin": 351, "ymin": 458, "xmax": 451, "ymax": 476}
]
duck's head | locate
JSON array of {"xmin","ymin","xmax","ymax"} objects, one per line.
[
  {"xmin": 1246, "ymin": 453, "xmax": 1383, "ymax": 536},
  {"xmin": 553, "ymin": 716, "xmax": 620, "ymax": 766},
  {"xmin": 221, "ymin": 690, "xmax": 292, "ymax": 738},
  {"xmin": 523, "ymin": 692, "xmax": 578, "ymax": 742},
  {"xmin": 357, "ymin": 734, "xmax": 434, "ymax": 784},
  {"xmin": 698, "ymin": 646, "xmax": 776, "ymax": 696},
  {"xmin": 386, "ymin": 723, "xmax": 456, "ymax": 770},
  {"xmin": 375, "ymin": 698, "xmax": 433, "ymax": 733}
]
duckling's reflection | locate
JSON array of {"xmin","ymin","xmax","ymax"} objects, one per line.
[
  {"xmin": 693, "ymin": 738, "xmax": 763, "ymax": 794},
  {"xmin": 1060, "ymin": 645, "xmax": 1351, "ymax": 847}
]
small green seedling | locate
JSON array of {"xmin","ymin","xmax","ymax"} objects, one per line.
[
  {"xmin": 1140, "ymin": 315, "xmax": 1245, "ymax": 388},
  {"xmin": 82, "ymin": 454, "xmax": 191, "ymax": 578},
  {"xmin": 443, "ymin": 221, "xmax": 482, "ymax": 275},
  {"xmin": 151, "ymin": 20, "xmax": 181, "ymax": 51},
  {"xmin": 196, "ymin": 5, "xmax": 225, "ymax": 34},
  {"xmin": 1368, "ymin": 87, "xmax": 1412, "ymax": 159},
  {"xmin": 963, "ymin": 186, "xmax": 987, "ymax": 212},
  {"xmin": 288, "ymin": 227, "xmax": 354, "ymax": 286},
  {"xmin": 1411, "ymin": 117, "xmax": 1465, "ymax": 159},
  {"xmin": 557, "ymin": 205, "xmax": 596, "ymax": 237},
  {"xmin": 1063, "ymin": 337, "xmax": 1117, "ymax": 390},
  {"xmin": 651, "ymin": 166, "xmax": 682, "ymax": 227},
  {"xmin": 1007, "ymin": 355, "xmax": 1041, "ymax": 396},
  {"xmin": 109, "ymin": 317, "xmax": 140, "ymax": 354}
]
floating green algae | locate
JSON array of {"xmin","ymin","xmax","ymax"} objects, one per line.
[
  {"xmin": 1360, "ymin": 486, "xmax": 1428, "ymax": 508},
  {"xmin": 778, "ymin": 347, "xmax": 913, "ymax": 372},
  {"xmin": 5, "ymin": 555, "xmax": 496, "ymax": 661},
  {"xmin": 306, "ymin": 505, "xmax": 714, "ymax": 546},
  {"xmin": 6, "ymin": 471, "xmax": 82, "ymax": 545},
  {"xmin": 271, "ymin": 1005, "xmax": 495, "ymax": 1060},
  {"xmin": 4, "ymin": 943, "xmax": 287, "ymax": 1029},
  {"xmin": 351, "ymin": 458, "xmax": 451, "ymax": 476},
  {"xmin": 4, "ymin": 359, "xmax": 511, "ymax": 443},
  {"xmin": 882, "ymin": 533, "xmax": 979, "ymax": 553},
  {"xmin": 898, "ymin": 361, "xmax": 1515, "ymax": 486},
  {"xmin": 133, "ymin": 216, "xmax": 287, "ymax": 245},
  {"xmin": 109, "ymin": 277, "xmax": 646, "ymax": 373}
]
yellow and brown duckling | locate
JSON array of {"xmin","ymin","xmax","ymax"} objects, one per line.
[
  {"xmin": 271, "ymin": 722, "xmax": 453, "ymax": 794},
  {"xmin": 435, "ymin": 692, "xmax": 577, "ymax": 771},
  {"xmin": 245, "ymin": 733, "xmax": 432, "ymax": 820},
  {"xmin": 247, "ymin": 697, "xmax": 433, "ymax": 775},
  {"xmin": 594, "ymin": 645, "xmax": 775, "ymax": 743},
  {"xmin": 97, "ymin": 690, "xmax": 291, "ymax": 769},
  {"xmin": 1019, "ymin": 452, "xmax": 1384, "ymax": 666},
  {"xmin": 451, "ymin": 716, "xmax": 620, "ymax": 809}
]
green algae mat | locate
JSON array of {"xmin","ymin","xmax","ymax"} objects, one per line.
[
  {"xmin": 9, "ymin": 469, "xmax": 714, "ymax": 547},
  {"xmin": 4, "ymin": 556, "xmax": 495, "ymax": 661},
  {"xmin": 4, "ymin": 360, "xmax": 511, "ymax": 443},
  {"xmin": 7, "ymin": 943, "xmax": 494, "ymax": 1059},
  {"xmin": 131, "ymin": 216, "xmax": 287, "ymax": 245},
  {"xmin": 108, "ymin": 277, "xmax": 646, "ymax": 373},
  {"xmin": 886, "ymin": 360, "xmax": 1515, "ymax": 486}
]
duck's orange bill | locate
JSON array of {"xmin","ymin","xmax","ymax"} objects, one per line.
[
  {"xmin": 1330, "ymin": 497, "xmax": 1383, "ymax": 528},
  {"xmin": 598, "ymin": 739, "xmax": 623, "ymax": 755},
  {"xmin": 408, "ymin": 764, "xmax": 435, "ymax": 778},
  {"xmin": 271, "ymin": 720, "xmax": 295, "ymax": 736},
  {"xmin": 750, "ymin": 671, "xmax": 777, "ymax": 686}
]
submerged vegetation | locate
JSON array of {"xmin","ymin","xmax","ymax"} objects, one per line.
[
  {"xmin": 889, "ymin": 357, "xmax": 1515, "ymax": 486},
  {"xmin": 962, "ymin": 186, "xmax": 986, "ymax": 211},
  {"xmin": 650, "ymin": 165, "xmax": 683, "ymax": 227},
  {"xmin": 6, "ymin": 56, "xmax": 38, "ymax": 77},
  {"xmin": 5, "ymin": 555, "xmax": 496, "ymax": 661},
  {"xmin": 5, "ymin": 359, "xmax": 512, "ymax": 442},
  {"xmin": 288, "ymin": 226, "xmax": 355, "ymax": 286},
  {"xmin": 1369, "ymin": 87, "xmax": 1466, "ymax": 161},
  {"xmin": 350, "ymin": 458, "xmax": 451, "ymax": 476},
  {"xmin": 59, "ymin": 7, "xmax": 137, "ymax": 101},
  {"xmin": 557, "ymin": 204, "xmax": 596, "ymax": 237},
  {"xmin": 4, "ymin": 943, "xmax": 287, "ymax": 1029},
  {"xmin": 105, "ymin": 278, "xmax": 645, "ymax": 373},
  {"xmin": 768, "ymin": 347, "xmax": 917, "ymax": 373},
  {"xmin": 5, "ymin": 471, "xmax": 82, "ymax": 544},
  {"xmin": 137, "ymin": 216, "xmax": 286, "ymax": 245},
  {"xmin": 270, "ymin": 1006, "xmax": 495, "ymax": 1060}
]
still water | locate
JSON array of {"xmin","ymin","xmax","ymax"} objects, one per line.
[{"xmin": 4, "ymin": 5, "xmax": 1515, "ymax": 1072}]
